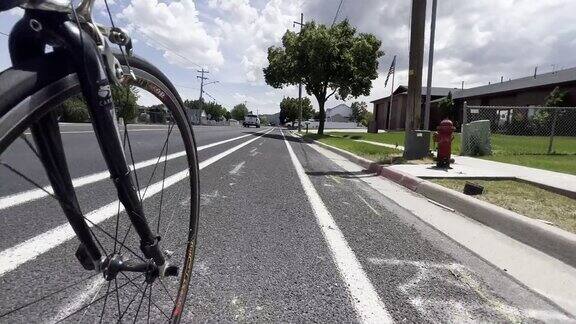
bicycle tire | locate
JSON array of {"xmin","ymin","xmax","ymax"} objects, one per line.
[{"xmin": 0, "ymin": 52, "xmax": 200, "ymax": 323}]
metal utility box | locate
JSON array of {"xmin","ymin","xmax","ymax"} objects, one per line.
[
  {"xmin": 403, "ymin": 130, "xmax": 431, "ymax": 160},
  {"xmin": 461, "ymin": 120, "xmax": 492, "ymax": 156}
]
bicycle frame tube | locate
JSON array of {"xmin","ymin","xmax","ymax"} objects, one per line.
[{"xmin": 9, "ymin": 10, "xmax": 165, "ymax": 267}]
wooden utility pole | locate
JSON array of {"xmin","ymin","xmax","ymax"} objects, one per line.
[{"xmin": 405, "ymin": 0, "xmax": 427, "ymax": 131}]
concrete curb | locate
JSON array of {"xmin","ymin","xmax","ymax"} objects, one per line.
[{"xmin": 295, "ymin": 132, "xmax": 576, "ymax": 268}]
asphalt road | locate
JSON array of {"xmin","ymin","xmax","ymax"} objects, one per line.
[{"xmin": 0, "ymin": 124, "xmax": 572, "ymax": 323}]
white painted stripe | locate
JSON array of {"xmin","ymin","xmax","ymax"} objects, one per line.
[
  {"xmin": 0, "ymin": 128, "xmax": 273, "ymax": 276},
  {"xmin": 0, "ymin": 131, "xmax": 261, "ymax": 210},
  {"xmin": 24, "ymin": 128, "xmax": 172, "ymax": 135},
  {"xmin": 280, "ymin": 129, "xmax": 393, "ymax": 324}
]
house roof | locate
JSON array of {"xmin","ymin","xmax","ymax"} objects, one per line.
[
  {"xmin": 451, "ymin": 67, "xmax": 576, "ymax": 99},
  {"xmin": 371, "ymin": 86, "xmax": 453, "ymax": 104}
]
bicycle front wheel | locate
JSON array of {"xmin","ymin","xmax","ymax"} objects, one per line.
[{"xmin": 0, "ymin": 53, "xmax": 200, "ymax": 323}]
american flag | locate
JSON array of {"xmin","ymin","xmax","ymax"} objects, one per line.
[{"xmin": 384, "ymin": 55, "xmax": 396, "ymax": 87}]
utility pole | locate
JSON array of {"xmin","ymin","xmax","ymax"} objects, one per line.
[
  {"xmin": 405, "ymin": 0, "xmax": 427, "ymax": 132},
  {"xmin": 294, "ymin": 13, "xmax": 304, "ymax": 132},
  {"xmin": 197, "ymin": 68, "xmax": 209, "ymax": 102},
  {"xmin": 423, "ymin": 0, "xmax": 437, "ymax": 130}
]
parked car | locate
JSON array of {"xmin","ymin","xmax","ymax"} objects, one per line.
[{"xmin": 243, "ymin": 114, "xmax": 261, "ymax": 128}]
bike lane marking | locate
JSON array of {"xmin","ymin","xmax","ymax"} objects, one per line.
[
  {"xmin": 280, "ymin": 129, "xmax": 394, "ymax": 324},
  {"xmin": 0, "ymin": 128, "xmax": 274, "ymax": 277}
]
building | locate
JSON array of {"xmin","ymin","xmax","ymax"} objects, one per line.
[
  {"xmin": 371, "ymin": 86, "xmax": 452, "ymax": 130},
  {"xmin": 326, "ymin": 103, "xmax": 352, "ymax": 122},
  {"xmin": 371, "ymin": 67, "xmax": 576, "ymax": 130},
  {"xmin": 447, "ymin": 67, "xmax": 576, "ymax": 126}
]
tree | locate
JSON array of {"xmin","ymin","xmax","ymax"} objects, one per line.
[
  {"xmin": 360, "ymin": 111, "xmax": 373, "ymax": 127},
  {"xmin": 545, "ymin": 87, "xmax": 568, "ymax": 107},
  {"xmin": 264, "ymin": 19, "xmax": 383, "ymax": 134},
  {"xmin": 183, "ymin": 99, "xmax": 203, "ymax": 110},
  {"xmin": 203, "ymin": 101, "xmax": 228, "ymax": 121},
  {"xmin": 224, "ymin": 110, "xmax": 232, "ymax": 120},
  {"xmin": 112, "ymin": 84, "xmax": 139, "ymax": 123},
  {"xmin": 438, "ymin": 92, "xmax": 455, "ymax": 120},
  {"xmin": 279, "ymin": 97, "xmax": 314, "ymax": 125},
  {"xmin": 58, "ymin": 95, "xmax": 90, "ymax": 123},
  {"xmin": 259, "ymin": 116, "xmax": 269, "ymax": 126},
  {"xmin": 231, "ymin": 103, "xmax": 249, "ymax": 120},
  {"xmin": 350, "ymin": 101, "xmax": 368, "ymax": 123}
]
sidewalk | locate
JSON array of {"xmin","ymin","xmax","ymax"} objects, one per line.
[{"xmin": 388, "ymin": 156, "xmax": 576, "ymax": 198}]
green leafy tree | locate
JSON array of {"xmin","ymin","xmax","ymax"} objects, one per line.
[
  {"xmin": 259, "ymin": 116, "xmax": 269, "ymax": 126},
  {"xmin": 59, "ymin": 95, "xmax": 90, "ymax": 123},
  {"xmin": 112, "ymin": 84, "xmax": 139, "ymax": 123},
  {"xmin": 545, "ymin": 86, "xmax": 568, "ymax": 107},
  {"xmin": 360, "ymin": 111, "xmax": 373, "ymax": 127},
  {"xmin": 203, "ymin": 101, "xmax": 228, "ymax": 121},
  {"xmin": 350, "ymin": 101, "xmax": 368, "ymax": 123},
  {"xmin": 264, "ymin": 19, "xmax": 383, "ymax": 134},
  {"xmin": 231, "ymin": 103, "xmax": 249, "ymax": 120},
  {"xmin": 224, "ymin": 110, "xmax": 232, "ymax": 120},
  {"xmin": 438, "ymin": 92, "xmax": 455, "ymax": 120},
  {"xmin": 279, "ymin": 97, "xmax": 314, "ymax": 125},
  {"xmin": 183, "ymin": 99, "xmax": 203, "ymax": 110}
]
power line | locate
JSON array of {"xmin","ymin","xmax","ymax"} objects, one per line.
[
  {"xmin": 134, "ymin": 26, "xmax": 203, "ymax": 69},
  {"xmin": 331, "ymin": 0, "xmax": 344, "ymax": 27},
  {"xmin": 174, "ymin": 84, "xmax": 199, "ymax": 91},
  {"xmin": 202, "ymin": 91, "xmax": 218, "ymax": 102},
  {"xmin": 0, "ymin": 31, "xmax": 9, "ymax": 37}
]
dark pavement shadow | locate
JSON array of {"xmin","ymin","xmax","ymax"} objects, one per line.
[{"xmin": 305, "ymin": 170, "xmax": 376, "ymax": 179}]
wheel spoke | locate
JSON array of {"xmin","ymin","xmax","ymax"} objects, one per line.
[
  {"xmin": 120, "ymin": 273, "xmax": 170, "ymax": 319},
  {"xmin": 117, "ymin": 278, "xmax": 146, "ymax": 322},
  {"xmin": 54, "ymin": 275, "xmax": 140, "ymax": 323},
  {"xmin": 140, "ymin": 122, "xmax": 175, "ymax": 202},
  {"xmin": 124, "ymin": 123, "xmax": 142, "ymax": 200},
  {"xmin": 0, "ymin": 273, "xmax": 99, "ymax": 319},
  {"xmin": 157, "ymin": 278, "xmax": 176, "ymax": 304},
  {"xmin": 132, "ymin": 283, "xmax": 150, "ymax": 323},
  {"xmin": 99, "ymin": 281, "xmax": 112, "ymax": 324},
  {"xmin": 156, "ymin": 123, "xmax": 174, "ymax": 233}
]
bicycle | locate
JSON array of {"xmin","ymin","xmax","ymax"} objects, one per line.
[{"xmin": 0, "ymin": 1, "xmax": 200, "ymax": 322}]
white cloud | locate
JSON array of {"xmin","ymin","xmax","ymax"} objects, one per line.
[
  {"xmin": 210, "ymin": 0, "xmax": 302, "ymax": 83},
  {"xmin": 119, "ymin": 0, "xmax": 224, "ymax": 69}
]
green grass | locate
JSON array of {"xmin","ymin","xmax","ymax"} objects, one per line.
[
  {"xmin": 328, "ymin": 131, "xmax": 576, "ymax": 174},
  {"xmin": 303, "ymin": 133, "xmax": 403, "ymax": 164},
  {"xmin": 432, "ymin": 179, "xmax": 576, "ymax": 234}
]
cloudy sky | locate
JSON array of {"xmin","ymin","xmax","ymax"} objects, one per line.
[{"xmin": 1, "ymin": 0, "xmax": 576, "ymax": 114}]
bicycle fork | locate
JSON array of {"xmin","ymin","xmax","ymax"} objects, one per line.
[{"xmin": 11, "ymin": 11, "xmax": 166, "ymax": 276}]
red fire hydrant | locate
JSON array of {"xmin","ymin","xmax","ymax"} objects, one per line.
[{"xmin": 433, "ymin": 119, "xmax": 455, "ymax": 168}]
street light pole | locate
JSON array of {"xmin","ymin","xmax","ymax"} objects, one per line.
[
  {"xmin": 424, "ymin": 0, "xmax": 437, "ymax": 130},
  {"xmin": 294, "ymin": 13, "xmax": 304, "ymax": 132}
]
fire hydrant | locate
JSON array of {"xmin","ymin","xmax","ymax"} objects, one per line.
[{"xmin": 433, "ymin": 119, "xmax": 455, "ymax": 168}]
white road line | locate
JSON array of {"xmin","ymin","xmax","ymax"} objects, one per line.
[
  {"xmin": 24, "ymin": 129, "xmax": 171, "ymax": 135},
  {"xmin": 280, "ymin": 129, "xmax": 393, "ymax": 324},
  {"xmin": 0, "ymin": 128, "xmax": 273, "ymax": 277},
  {"xmin": 0, "ymin": 131, "xmax": 262, "ymax": 210}
]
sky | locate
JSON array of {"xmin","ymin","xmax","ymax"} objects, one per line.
[{"xmin": 1, "ymin": 0, "xmax": 576, "ymax": 114}]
